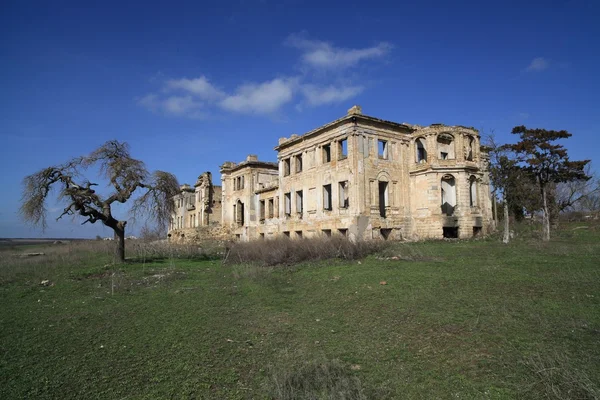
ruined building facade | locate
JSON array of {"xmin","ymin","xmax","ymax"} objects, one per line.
[{"xmin": 169, "ymin": 106, "xmax": 494, "ymax": 241}]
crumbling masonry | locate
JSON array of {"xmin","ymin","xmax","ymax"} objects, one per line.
[{"xmin": 169, "ymin": 106, "xmax": 494, "ymax": 242}]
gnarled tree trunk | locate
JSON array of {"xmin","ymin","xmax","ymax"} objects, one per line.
[{"xmin": 111, "ymin": 221, "xmax": 127, "ymax": 262}]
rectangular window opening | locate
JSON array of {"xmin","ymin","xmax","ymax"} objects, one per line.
[
  {"xmin": 296, "ymin": 190, "xmax": 303, "ymax": 215},
  {"xmin": 378, "ymin": 140, "xmax": 388, "ymax": 159},
  {"xmin": 283, "ymin": 231, "xmax": 290, "ymax": 238},
  {"xmin": 259, "ymin": 200, "xmax": 265, "ymax": 221},
  {"xmin": 323, "ymin": 184, "xmax": 332, "ymax": 211},
  {"xmin": 378, "ymin": 181, "xmax": 388, "ymax": 218},
  {"xmin": 284, "ymin": 192, "xmax": 291, "ymax": 216},
  {"xmin": 268, "ymin": 198, "xmax": 274, "ymax": 218},
  {"xmin": 295, "ymin": 230, "xmax": 303, "ymax": 239},
  {"xmin": 338, "ymin": 139, "xmax": 348, "ymax": 160},
  {"xmin": 283, "ymin": 158, "xmax": 291, "ymax": 176},
  {"xmin": 322, "ymin": 144, "xmax": 331, "ymax": 163},
  {"xmin": 339, "ymin": 181, "xmax": 349, "ymax": 208},
  {"xmin": 322, "ymin": 229, "xmax": 332, "ymax": 237},
  {"xmin": 338, "ymin": 228, "xmax": 348, "ymax": 237},
  {"xmin": 443, "ymin": 227, "xmax": 459, "ymax": 239},
  {"xmin": 295, "ymin": 154, "xmax": 303, "ymax": 173}
]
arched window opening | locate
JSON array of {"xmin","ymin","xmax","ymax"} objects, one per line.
[
  {"xmin": 437, "ymin": 133, "xmax": 455, "ymax": 160},
  {"xmin": 469, "ymin": 176, "xmax": 478, "ymax": 207},
  {"xmin": 441, "ymin": 175, "xmax": 456, "ymax": 216},
  {"xmin": 466, "ymin": 136, "xmax": 475, "ymax": 161},
  {"xmin": 416, "ymin": 138, "xmax": 427, "ymax": 163},
  {"xmin": 235, "ymin": 200, "xmax": 244, "ymax": 226}
]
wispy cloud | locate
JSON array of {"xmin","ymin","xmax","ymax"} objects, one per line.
[
  {"xmin": 138, "ymin": 94, "xmax": 206, "ymax": 118},
  {"xmin": 165, "ymin": 76, "xmax": 225, "ymax": 101},
  {"xmin": 286, "ymin": 33, "xmax": 392, "ymax": 69},
  {"xmin": 220, "ymin": 78, "xmax": 296, "ymax": 114},
  {"xmin": 526, "ymin": 57, "xmax": 549, "ymax": 72},
  {"xmin": 137, "ymin": 34, "xmax": 392, "ymax": 118},
  {"xmin": 301, "ymin": 84, "xmax": 364, "ymax": 106}
]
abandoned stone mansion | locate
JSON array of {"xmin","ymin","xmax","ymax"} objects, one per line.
[{"xmin": 168, "ymin": 106, "xmax": 494, "ymax": 242}]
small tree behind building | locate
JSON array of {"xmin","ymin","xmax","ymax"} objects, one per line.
[{"xmin": 20, "ymin": 140, "xmax": 179, "ymax": 261}]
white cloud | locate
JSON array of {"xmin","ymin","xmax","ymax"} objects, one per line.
[
  {"xmin": 219, "ymin": 78, "xmax": 296, "ymax": 114},
  {"xmin": 138, "ymin": 34, "xmax": 393, "ymax": 118},
  {"xmin": 137, "ymin": 94, "xmax": 205, "ymax": 118},
  {"xmin": 301, "ymin": 84, "xmax": 363, "ymax": 106},
  {"xmin": 526, "ymin": 57, "xmax": 549, "ymax": 72},
  {"xmin": 286, "ymin": 34, "xmax": 392, "ymax": 69},
  {"xmin": 165, "ymin": 76, "xmax": 225, "ymax": 100}
]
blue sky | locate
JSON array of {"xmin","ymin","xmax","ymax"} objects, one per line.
[{"xmin": 1, "ymin": 0, "xmax": 598, "ymax": 238}]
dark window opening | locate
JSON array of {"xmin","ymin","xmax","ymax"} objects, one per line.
[
  {"xmin": 295, "ymin": 230, "xmax": 303, "ymax": 239},
  {"xmin": 283, "ymin": 231, "xmax": 290, "ymax": 238},
  {"xmin": 295, "ymin": 154, "xmax": 303, "ymax": 173},
  {"xmin": 338, "ymin": 228, "xmax": 348, "ymax": 237},
  {"xmin": 323, "ymin": 184, "xmax": 332, "ymax": 210},
  {"xmin": 473, "ymin": 226, "xmax": 482, "ymax": 237},
  {"xmin": 378, "ymin": 140, "xmax": 388, "ymax": 159},
  {"xmin": 440, "ymin": 152, "xmax": 448, "ymax": 160},
  {"xmin": 283, "ymin": 158, "xmax": 291, "ymax": 176},
  {"xmin": 378, "ymin": 181, "xmax": 388, "ymax": 218},
  {"xmin": 322, "ymin": 229, "xmax": 332, "ymax": 237},
  {"xmin": 322, "ymin": 144, "xmax": 331, "ymax": 163},
  {"xmin": 259, "ymin": 233, "xmax": 265, "ymax": 240},
  {"xmin": 235, "ymin": 201, "xmax": 245, "ymax": 226},
  {"xmin": 338, "ymin": 139, "xmax": 348, "ymax": 159},
  {"xmin": 268, "ymin": 198, "xmax": 274, "ymax": 218},
  {"xmin": 443, "ymin": 227, "xmax": 459, "ymax": 238},
  {"xmin": 296, "ymin": 190, "xmax": 303, "ymax": 215},
  {"xmin": 380, "ymin": 228, "xmax": 392, "ymax": 240}
]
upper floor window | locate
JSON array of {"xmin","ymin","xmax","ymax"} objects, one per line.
[
  {"xmin": 283, "ymin": 158, "xmax": 291, "ymax": 176},
  {"xmin": 466, "ymin": 136, "xmax": 475, "ymax": 161},
  {"xmin": 295, "ymin": 154, "xmax": 303, "ymax": 173},
  {"xmin": 378, "ymin": 139, "xmax": 388, "ymax": 159},
  {"xmin": 416, "ymin": 138, "xmax": 427, "ymax": 163},
  {"xmin": 437, "ymin": 133, "xmax": 455, "ymax": 160},
  {"xmin": 322, "ymin": 144, "xmax": 331, "ymax": 163},
  {"xmin": 338, "ymin": 138, "xmax": 348, "ymax": 160}
]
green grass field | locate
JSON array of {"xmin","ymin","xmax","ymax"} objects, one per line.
[{"xmin": 1, "ymin": 225, "xmax": 599, "ymax": 399}]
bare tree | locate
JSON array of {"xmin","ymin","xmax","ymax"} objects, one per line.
[
  {"xmin": 555, "ymin": 163, "xmax": 599, "ymax": 214},
  {"xmin": 20, "ymin": 140, "xmax": 179, "ymax": 262}
]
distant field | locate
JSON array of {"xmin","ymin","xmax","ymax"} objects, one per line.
[
  {"xmin": 1, "ymin": 224, "xmax": 599, "ymax": 399},
  {"xmin": 0, "ymin": 238, "xmax": 88, "ymax": 248}
]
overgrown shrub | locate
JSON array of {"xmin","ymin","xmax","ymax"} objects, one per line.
[
  {"xmin": 223, "ymin": 236, "xmax": 387, "ymax": 266},
  {"xmin": 127, "ymin": 240, "xmax": 223, "ymax": 262}
]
